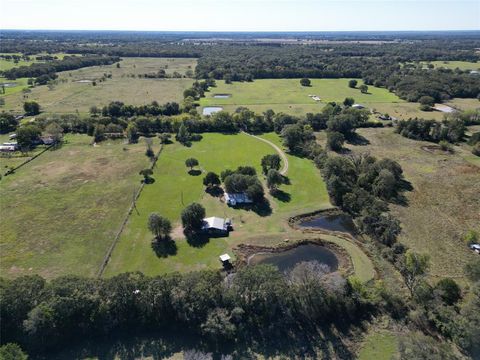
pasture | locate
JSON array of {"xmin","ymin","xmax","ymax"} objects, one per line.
[
  {"xmin": 425, "ymin": 60, "xmax": 480, "ymax": 71},
  {"xmin": 0, "ymin": 57, "xmax": 196, "ymax": 114},
  {"xmin": 321, "ymin": 127, "xmax": 480, "ymax": 281},
  {"xmin": 0, "ymin": 52, "xmax": 77, "ymax": 71},
  {"xmin": 200, "ymin": 78, "xmax": 404, "ymax": 116},
  {"xmin": 0, "ymin": 134, "xmax": 154, "ymax": 279},
  {"xmin": 106, "ymin": 132, "xmax": 375, "ymax": 281},
  {"xmin": 106, "ymin": 132, "xmax": 333, "ymax": 276}
]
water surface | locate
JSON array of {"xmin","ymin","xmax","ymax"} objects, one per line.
[
  {"xmin": 202, "ymin": 106, "xmax": 223, "ymax": 115},
  {"xmin": 299, "ymin": 213, "xmax": 355, "ymax": 234},
  {"xmin": 249, "ymin": 244, "xmax": 338, "ymax": 273}
]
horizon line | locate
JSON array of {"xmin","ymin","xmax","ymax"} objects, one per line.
[{"xmin": 1, "ymin": 29, "xmax": 479, "ymax": 33}]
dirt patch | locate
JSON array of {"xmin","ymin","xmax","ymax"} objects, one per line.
[{"xmin": 421, "ymin": 145, "xmax": 452, "ymax": 155}]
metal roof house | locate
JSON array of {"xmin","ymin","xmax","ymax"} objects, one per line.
[
  {"xmin": 352, "ymin": 104, "xmax": 365, "ymax": 109},
  {"xmin": 225, "ymin": 193, "xmax": 253, "ymax": 206},
  {"xmin": 201, "ymin": 217, "xmax": 232, "ymax": 235}
]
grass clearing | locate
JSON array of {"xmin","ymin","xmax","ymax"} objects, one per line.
[
  {"xmin": 0, "ymin": 134, "xmax": 154, "ymax": 279},
  {"xmin": 326, "ymin": 127, "xmax": 480, "ymax": 281},
  {"xmin": 0, "ymin": 57, "xmax": 197, "ymax": 114},
  {"xmin": 425, "ymin": 61, "xmax": 480, "ymax": 71},
  {"xmin": 200, "ymin": 78, "xmax": 404, "ymax": 116},
  {"xmin": 105, "ymin": 132, "xmax": 334, "ymax": 276},
  {"xmin": 357, "ymin": 330, "xmax": 398, "ymax": 360}
]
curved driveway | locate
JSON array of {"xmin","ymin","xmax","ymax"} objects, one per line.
[{"xmin": 242, "ymin": 131, "xmax": 289, "ymax": 175}]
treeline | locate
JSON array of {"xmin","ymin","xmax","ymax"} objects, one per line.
[
  {"xmin": 95, "ymin": 100, "xmax": 181, "ymax": 118},
  {"xmin": 0, "ymin": 265, "xmax": 374, "ymax": 354},
  {"xmin": 1, "ymin": 55, "xmax": 120, "ymax": 80},
  {"xmin": 395, "ymin": 110, "xmax": 480, "ymax": 143}
]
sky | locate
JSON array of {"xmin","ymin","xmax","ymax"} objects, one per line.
[{"xmin": 0, "ymin": 0, "xmax": 479, "ymax": 32}]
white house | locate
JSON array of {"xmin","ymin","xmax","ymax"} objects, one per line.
[
  {"xmin": 201, "ymin": 217, "xmax": 232, "ymax": 235},
  {"xmin": 352, "ymin": 104, "xmax": 365, "ymax": 109}
]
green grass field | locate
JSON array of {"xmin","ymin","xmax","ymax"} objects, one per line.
[
  {"xmin": 0, "ymin": 53, "xmax": 85, "ymax": 71},
  {"xmin": 105, "ymin": 132, "xmax": 335, "ymax": 276},
  {"xmin": 200, "ymin": 79, "xmax": 404, "ymax": 116},
  {"xmin": 0, "ymin": 134, "xmax": 154, "ymax": 279},
  {"xmin": 358, "ymin": 331, "xmax": 398, "ymax": 360},
  {"xmin": 425, "ymin": 61, "xmax": 480, "ymax": 71},
  {"xmin": 0, "ymin": 57, "xmax": 197, "ymax": 114}
]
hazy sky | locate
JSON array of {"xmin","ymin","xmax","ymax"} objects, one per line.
[{"xmin": 1, "ymin": 0, "xmax": 479, "ymax": 31}]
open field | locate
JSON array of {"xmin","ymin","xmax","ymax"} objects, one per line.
[
  {"xmin": 318, "ymin": 127, "xmax": 479, "ymax": 281},
  {"xmin": 425, "ymin": 61, "xmax": 480, "ymax": 71},
  {"xmin": 0, "ymin": 53, "xmax": 90, "ymax": 71},
  {"xmin": 200, "ymin": 78, "xmax": 405, "ymax": 115},
  {"xmin": 199, "ymin": 79, "xmax": 479, "ymax": 119},
  {"xmin": 0, "ymin": 57, "xmax": 197, "ymax": 114},
  {"xmin": 357, "ymin": 330, "xmax": 398, "ymax": 360},
  {"xmin": 106, "ymin": 132, "xmax": 339, "ymax": 276},
  {"xmin": 0, "ymin": 134, "xmax": 154, "ymax": 279}
]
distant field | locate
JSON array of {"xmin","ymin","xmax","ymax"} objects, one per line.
[
  {"xmin": 425, "ymin": 60, "xmax": 480, "ymax": 71},
  {"xmin": 0, "ymin": 134, "xmax": 154, "ymax": 279},
  {"xmin": 0, "ymin": 53, "xmax": 84, "ymax": 71},
  {"xmin": 106, "ymin": 132, "xmax": 334, "ymax": 276},
  {"xmin": 0, "ymin": 57, "xmax": 197, "ymax": 114},
  {"xmin": 328, "ymin": 127, "xmax": 480, "ymax": 281},
  {"xmin": 200, "ymin": 78, "xmax": 404, "ymax": 116}
]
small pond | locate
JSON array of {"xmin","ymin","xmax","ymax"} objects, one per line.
[
  {"xmin": 202, "ymin": 106, "xmax": 223, "ymax": 115},
  {"xmin": 299, "ymin": 213, "xmax": 356, "ymax": 234},
  {"xmin": 0, "ymin": 82, "xmax": 18, "ymax": 88},
  {"xmin": 213, "ymin": 94, "xmax": 231, "ymax": 99},
  {"xmin": 248, "ymin": 244, "xmax": 338, "ymax": 273}
]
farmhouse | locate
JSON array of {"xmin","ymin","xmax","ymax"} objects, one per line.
[
  {"xmin": 225, "ymin": 192, "xmax": 253, "ymax": 206},
  {"xmin": 201, "ymin": 217, "xmax": 232, "ymax": 235}
]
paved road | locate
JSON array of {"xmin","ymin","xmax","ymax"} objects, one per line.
[{"xmin": 243, "ymin": 131, "xmax": 289, "ymax": 175}]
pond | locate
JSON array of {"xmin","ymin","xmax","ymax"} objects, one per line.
[
  {"xmin": 202, "ymin": 106, "xmax": 223, "ymax": 115},
  {"xmin": 248, "ymin": 244, "xmax": 338, "ymax": 273},
  {"xmin": 0, "ymin": 82, "xmax": 18, "ymax": 88},
  {"xmin": 299, "ymin": 213, "xmax": 356, "ymax": 234},
  {"xmin": 213, "ymin": 94, "xmax": 231, "ymax": 99}
]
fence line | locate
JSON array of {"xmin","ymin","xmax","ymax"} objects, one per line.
[
  {"xmin": 3, "ymin": 144, "xmax": 55, "ymax": 176},
  {"xmin": 97, "ymin": 143, "xmax": 164, "ymax": 277}
]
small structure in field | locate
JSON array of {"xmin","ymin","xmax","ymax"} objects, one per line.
[
  {"xmin": 225, "ymin": 192, "xmax": 253, "ymax": 206},
  {"xmin": 352, "ymin": 104, "xmax": 365, "ymax": 109},
  {"xmin": 219, "ymin": 253, "xmax": 231, "ymax": 264},
  {"xmin": 432, "ymin": 104, "xmax": 456, "ymax": 113},
  {"xmin": 0, "ymin": 144, "xmax": 17, "ymax": 152},
  {"xmin": 9, "ymin": 133, "xmax": 17, "ymax": 139},
  {"xmin": 202, "ymin": 217, "xmax": 232, "ymax": 235},
  {"xmin": 470, "ymin": 244, "xmax": 480, "ymax": 254}
]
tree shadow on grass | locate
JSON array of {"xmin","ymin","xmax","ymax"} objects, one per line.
[
  {"xmin": 151, "ymin": 237, "xmax": 177, "ymax": 258},
  {"xmin": 142, "ymin": 177, "xmax": 155, "ymax": 184},
  {"xmin": 346, "ymin": 133, "xmax": 370, "ymax": 146},
  {"xmin": 271, "ymin": 189, "xmax": 291, "ymax": 203},
  {"xmin": 206, "ymin": 186, "xmax": 224, "ymax": 197},
  {"xmin": 250, "ymin": 198, "xmax": 273, "ymax": 217},
  {"xmin": 184, "ymin": 231, "xmax": 210, "ymax": 248},
  {"xmin": 188, "ymin": 169, "xmax": 202, "ymax": 176}
]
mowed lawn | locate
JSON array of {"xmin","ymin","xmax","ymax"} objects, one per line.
[
  {"xmin": 0, "ymin": 134, "xmax": 154, "ymax": 279},
  {"xmin": 1, "ymin": 57, "xmax": 197, "ymax": 114},
  {"xmin": 105, "ymin": 132, "xmax": 332, "ymax": 276},
  {"xmin": 200, "ymin": 78, "xmax": 404, "ymax": 115}
]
